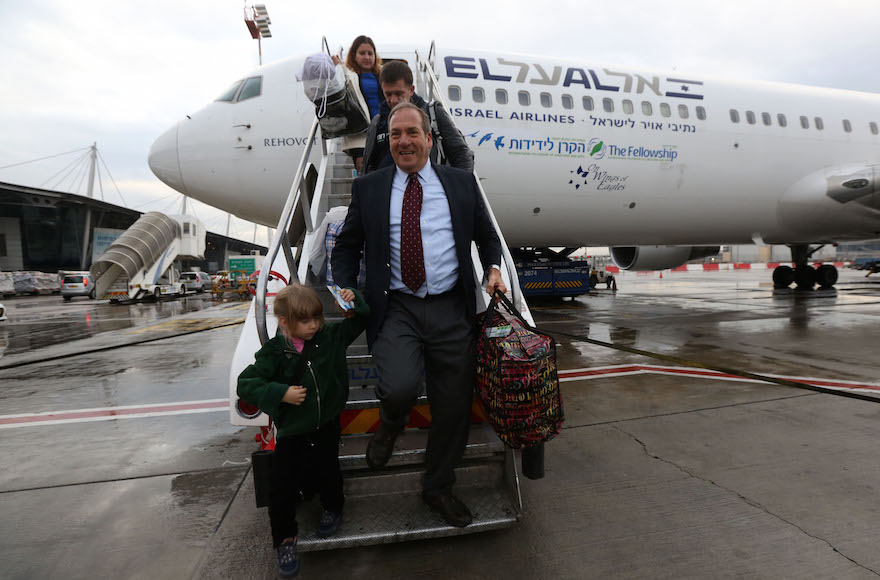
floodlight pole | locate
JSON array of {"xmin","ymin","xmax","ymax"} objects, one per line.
[{"xmin": 244, "ymin": 4, "xmax": 271, "ymax": 66}]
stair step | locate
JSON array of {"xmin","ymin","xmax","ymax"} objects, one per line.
[
  {"xmin": 339, "ymin": 424, "xmax": 504, "ymax": 469},
  {"xmin": 298, "ymin": 471, "xmax": 518, "ymax": 551},
  {"xmin": 327, "ymin": 193, "xmax": 351, "ymax": 208}
]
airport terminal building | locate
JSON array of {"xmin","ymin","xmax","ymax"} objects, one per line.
[{"xmin": 0, "ymin": 181, "xmax": 266, "ymax": 274}]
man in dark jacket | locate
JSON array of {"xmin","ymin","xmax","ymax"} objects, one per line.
[
  {"xmin": 360, "ymin": 60, "xmax": 474, "ymax": 175},
  {"xmin": 333, "ymin": 103, "xmax": 504, "ymax": 528}
]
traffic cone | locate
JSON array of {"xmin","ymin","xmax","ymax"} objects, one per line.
[
  {"xmin": 659, "ymin": 271, "xmax": 663, "ymax": 279},
  {"xmin": 611, "ymin": 277, "xmax": 618, "ymax": 292}
]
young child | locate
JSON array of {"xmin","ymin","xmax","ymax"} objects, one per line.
[
  {"xmin": 237, "ymin": 283, "xmax": 369, "ymax": 578},
  {"xmin": 332, "ymin": 35, "xmax": 385, "ymax": 172}
]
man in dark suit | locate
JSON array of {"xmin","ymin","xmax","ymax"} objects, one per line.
[{"xmin": 332, "ymin": 102, "xmax": 506, "ymax": 527}]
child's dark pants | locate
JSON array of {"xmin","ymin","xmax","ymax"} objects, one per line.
[{"xmin": 269, "ymin": 416, "xmax": 344, "ymax": 547}]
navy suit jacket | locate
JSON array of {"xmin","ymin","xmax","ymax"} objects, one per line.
[{"xmin": 331, "ymin": 162, "xmax": 502, "ymax": 347}]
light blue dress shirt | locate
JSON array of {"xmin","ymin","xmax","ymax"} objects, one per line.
[{"xmin": 389, "ymin": 163, "xmax": 459, "ymax": 297}]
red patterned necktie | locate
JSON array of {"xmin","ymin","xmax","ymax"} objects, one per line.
[{"xmin": 400, "ymin": 173, "xmax": 426, "ymax": 293}]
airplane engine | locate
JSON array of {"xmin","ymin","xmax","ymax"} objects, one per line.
[{"xmin": 610, "ymin": 246, "xmax": 720, "ymax": 271}]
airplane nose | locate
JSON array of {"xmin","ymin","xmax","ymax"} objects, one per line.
[{"xmin": 148, "ymin": 122, "xmax": 187, "ymax": 194}]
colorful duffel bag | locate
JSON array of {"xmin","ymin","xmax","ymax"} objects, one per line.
[{"xmin": 476, "ymin": 291, "xmax": 564, "ymax": 449}]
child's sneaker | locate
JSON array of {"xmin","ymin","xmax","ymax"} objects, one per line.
[
  {"xmin": 276, "ymin": 537, "xmax": 299, "ymax": 577},
  {"xmin": 316, "ymin": 510, "xmax": 342, "ymax": 538}
]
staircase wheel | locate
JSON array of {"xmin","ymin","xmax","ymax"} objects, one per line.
[{"xmin": 248, "ymin": 270, "xmax": 288, "ymax": 296}]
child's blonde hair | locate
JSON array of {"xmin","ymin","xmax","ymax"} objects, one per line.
[{"xmin": 273, "ymin": 283, "xmax": 324, "ymax": 327}]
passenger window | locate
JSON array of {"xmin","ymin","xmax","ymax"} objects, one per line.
[
  {"xmin": 815, "ymin": 117, "xmax": 824, "ymax": 130},
  {"xmin": 660, "ymin": 103, "xmax": 671, "ymax": 118},
  {"xmin": 761, "ymin": 112, "xmax": 771, "ymax": 126},
  {"xmin": 448, "ymin": 86, "xmax": 461, "ymax": 102},
  {"xmin": 183, "ymin": 223, "xmax": 191, "ymax": 234},
  {"xmin": 696, "ymin": 106, "xmax": 706, "ymax": 120},
  {"xmin": 603, "ymin": 98, "xmax": 614, "ymax": 113},
  {"xmin": 871, "ymin": 122, "xmax": 879, "ymax": 135},
  {"xmin": 678, "ymin": 104, "xmax": 689, "ymax": 119},
  {"xmin": 777, "ymin": 114, "xmax": 787, "ymax": 127},
  {"xmin": 582, "ymin": 96, "xmax": 594, "ymax": 111},
  {"xmin": 843, "ymin": 119, "xmax": 852, "ymax": 133},
  {"xmin": 215, "ymin": 80, "xmax": 243, "ymax": 102},
  {"xmin": 642, "ymin": 101, "xmax": 653, "ymax": 115},
  {"xmin": 561, "ymin": 94, "xmax": 573, "ymax": 110},
  {"xmin": 518, "ymin": 91, "xmax": 530, "ymax": 106},
  {"xmin": 800, "ymin": 115, "xmax": 809, "ymax": 129},
  {"xmin": 729, "ymin": 109, "xmax": 740, "ymax": 123},
  {"xmin": 622, "ymin": 100, "xmax": 634, "ymax": 114},
  {"xmin": 746, "ymin": 111, "xmax": 756, "ymax": 124},
  {"xmin": 237, "ymin": 77, "xmax": 262, "ymax": 101},
  {"xmin": 540, "ymin": 92, "xmax": 552, "ymax": 108},
  {"xmin": 495, "ymin": 88, "xmax": 508, "ymax": 105},
  {"xmin": 472, "ymin": 87, "xmax": 485, "ymax": 103}
]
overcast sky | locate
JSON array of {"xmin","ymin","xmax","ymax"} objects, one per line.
[{"xmin": 2, "ymin": 0, "xmax": 878, "ymax": 245}]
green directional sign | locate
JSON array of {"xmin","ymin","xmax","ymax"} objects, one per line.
[{"xmin": 228, "ymin": 257, "xmax": 257, "ymax": 275}]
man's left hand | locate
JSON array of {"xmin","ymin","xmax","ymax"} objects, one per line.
[{"xmin": 486, "ymin": 268, "xmax": 507, "ymax": 297}]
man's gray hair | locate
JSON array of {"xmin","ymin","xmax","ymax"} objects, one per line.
[{"xmin": 388, "ymin": 102, "xmax": 430, "ymax": 136}]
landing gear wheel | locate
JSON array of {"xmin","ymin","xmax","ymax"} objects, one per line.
[
  {"xmin": 816, "ymin": 264, "xmax": 838, "ymax": 288},
  {"xmin": 794, "ymin": 265, "xmax": 817, "ymax": 290},
  {"xmin": 772, "ymin": 265, "xmax": 794, "ymax": 288}
]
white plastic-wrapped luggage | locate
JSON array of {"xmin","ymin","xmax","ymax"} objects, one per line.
[{"xmin": 297, "ymin": 53, "xmax": 369, "ymax": 139}]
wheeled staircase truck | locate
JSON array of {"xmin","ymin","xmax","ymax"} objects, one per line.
[
  {"xmin": 227, "ymin": 39, "xmax": 547, "ymax": 551},
  {"xmin": 90, "ymin": 213, "xmax": 206, "ymax": 301}
]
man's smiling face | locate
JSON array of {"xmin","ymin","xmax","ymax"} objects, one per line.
[{"xmin": 389, "ymin": 107, "xmax": 432, "ymax": 174}]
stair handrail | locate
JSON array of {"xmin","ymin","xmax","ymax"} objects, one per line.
[
  {"xmin": 415, "ymin": 46, "xmax": 526, "ymax": 316},
  {"xmin": 255, "ymin": 116, "xmax": 321, "ymax": 345}
]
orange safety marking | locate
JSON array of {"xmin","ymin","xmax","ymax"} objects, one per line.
[{"xmin": 339, "ymin": 401, "xmax": 487, "ymax": 434}]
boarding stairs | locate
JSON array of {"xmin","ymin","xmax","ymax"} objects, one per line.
[
  {"xmin": 89, "ymin": 212, "xmax": 206, "ymax": 301},
  {"xmin": 228, "ymin": 40, "xmax": 537, "ymax": 550}
]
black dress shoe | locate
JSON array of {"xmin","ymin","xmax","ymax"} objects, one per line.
[
  {"xmin": 366, "ymin": 422, "xmax": 400, "ymax": 468},
  {"xmin": 422, "ymin": 490, "xmax": 473, "ymax": 527}
]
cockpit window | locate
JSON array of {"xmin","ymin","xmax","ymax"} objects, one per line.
[
  {"xmin": 215, "ymin": 80, "xmax": 243, "ymax": 102},
  {"xmin": 237, "ymin": 77, "xmax": 263, "ymax": 101}
]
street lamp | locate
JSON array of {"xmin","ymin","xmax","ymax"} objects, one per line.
[{"xmin": 244, "ymin": 3, "xmax": 271, "ymax": 65}]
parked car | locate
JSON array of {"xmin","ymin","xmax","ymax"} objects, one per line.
[
  {"xmin": 61, "ymin": 273, "xmax": 96, "ymax": 300},
  {"xmin": 180, "ymin": 271, "xmax": 211, "ymax": 293}
]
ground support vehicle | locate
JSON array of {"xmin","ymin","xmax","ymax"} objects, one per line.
[
  {"xmin": 588, "ymin": 255, "xmax": 617, "ymax": 289},
  {"xmin": 210, "ymin": 270, "xmax": 251, "ymax": 300},
  {"xmin": 90, "ymin": 212, "xmax": 205, "ymax": 302},
  {"xmin": 516, "ymin": 259, "xmax": 591, "ymax": 298}
]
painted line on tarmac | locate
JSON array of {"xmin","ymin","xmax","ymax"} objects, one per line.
[
  {"xmin": 558, "ymin": 364, "xmax": 880, "ymax": 396},
  {"xmin": 0, "ymin": 399, "xmax": 229, "ymax": 428},
  {"xmin": 3, "ymin": 366, "xmax": 878, "ymax": 429}
]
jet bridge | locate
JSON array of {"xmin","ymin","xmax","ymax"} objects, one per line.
[{"xmin": 90, "ymin": 211, "xmax": 205, "ymax": 300}]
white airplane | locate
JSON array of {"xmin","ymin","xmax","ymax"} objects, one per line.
[{"xmin": 148, "ymin": 45, "xmax": 880, "ymax": 289}]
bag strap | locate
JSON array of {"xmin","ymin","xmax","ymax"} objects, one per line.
[
  {"xmin": 481, "ymin": 290, "xmax": 552, "ymax": 340},
  {"xmin": 286, "ymin": 340, "xmax": 315, "ymax": 383},
  {"xmin": 428, "ymin": 101, "xmax": 447, "ymax": 165},
  {"xmin": 481, "ymin": 289, "xmax": 520, "ymax": 333}
]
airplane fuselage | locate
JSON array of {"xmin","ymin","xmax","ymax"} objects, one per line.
[{"xmin": 149, "ymin": 47, "xmax": 880, "ymax": 249}]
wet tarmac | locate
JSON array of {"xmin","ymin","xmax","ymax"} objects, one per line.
[{"xmin": 1, "ymin": 268, "xmax": 879, "ymax": 579}]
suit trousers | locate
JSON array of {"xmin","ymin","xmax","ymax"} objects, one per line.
[
  {"xmin": 371, "ymin": 290, "xmax": 476, "ymax": 494},
  {"xmin": 268, "ymin": 417, "xmax": 344, "ymax": 547}
]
